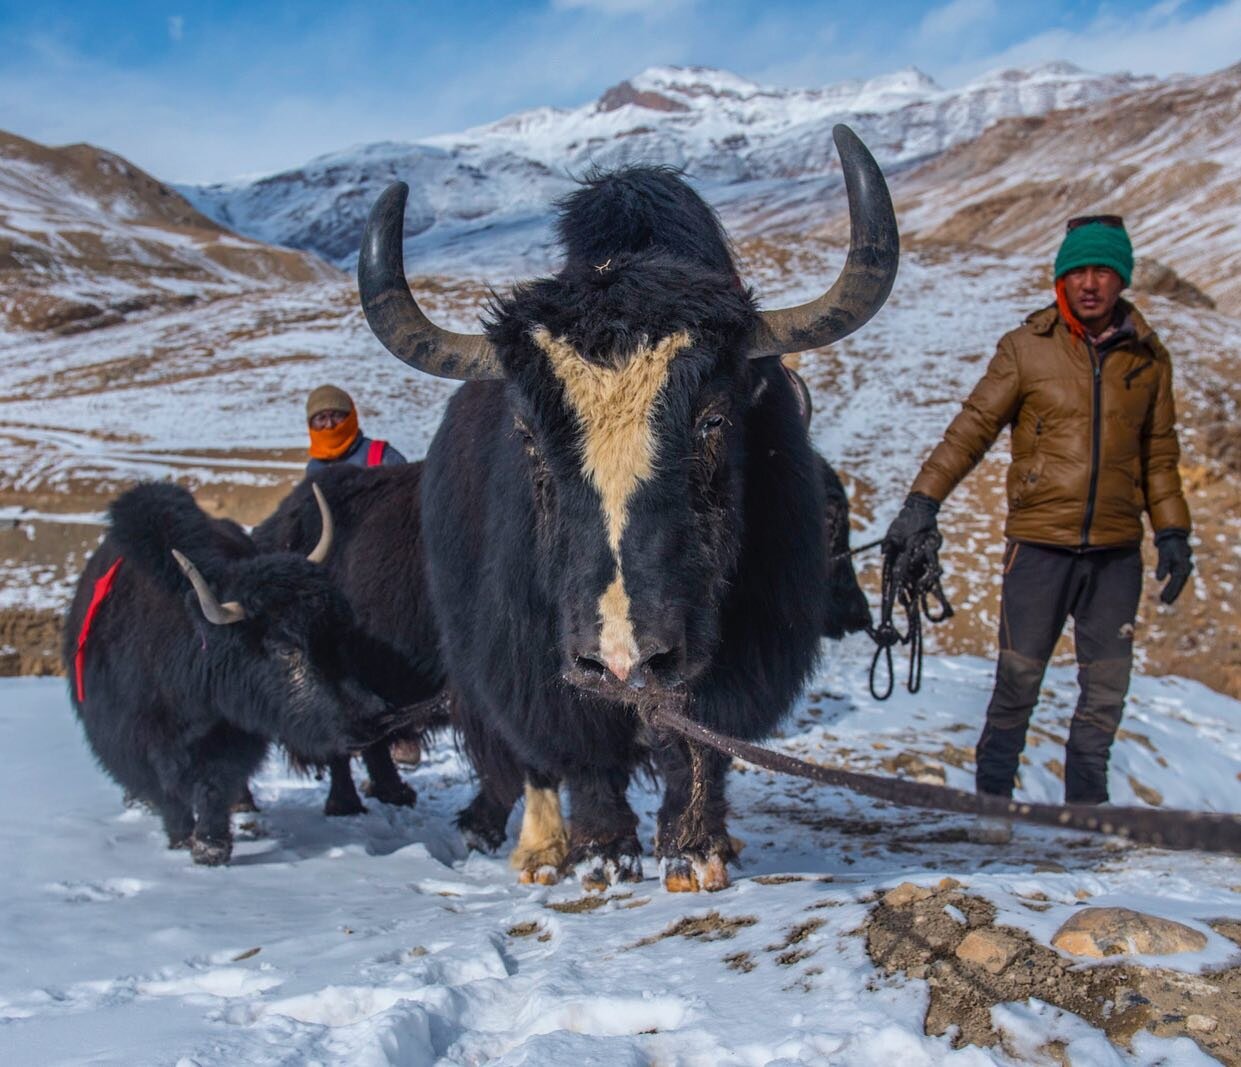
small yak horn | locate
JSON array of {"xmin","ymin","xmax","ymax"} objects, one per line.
[
  {"xmin": 749, "ymin": 124, "xmax": 900, "ymax": 359},
  {"xmin": 305, "ymin": 483, "xmax": 334, "ymax": 565},
  {"xmin": 171, "ymin": 549, "xmax": 247, "ymax": 626},
  {"xmin": 358, "ymin": 182, "xmax": 504, "ymax": 381}
]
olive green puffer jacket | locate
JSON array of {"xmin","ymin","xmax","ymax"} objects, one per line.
[{"xmin": 910, "ymin": 300, "xmax": 1191, "ymax": 547}]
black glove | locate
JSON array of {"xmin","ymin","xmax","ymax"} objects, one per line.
[
  {"xmin": 1155, "ymin": 528, "xmax": 1193, "ymax": 605},
  {"xmin": 883, "ymin": 493, "xmax": 940, "ymax": 557}
]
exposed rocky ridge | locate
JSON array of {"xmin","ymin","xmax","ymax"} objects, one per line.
[{"xmin": 0, "ymin": 130, "xmax": 342, "ymax": 336}]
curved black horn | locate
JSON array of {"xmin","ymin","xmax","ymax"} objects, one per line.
[
  {"xmin": 171, "ymin": 550, "xmax": 246, "ymax": 626},
  {"xmin": 305, "ymin": 483, "xmax": 334, "ymax": 565},
  {"xmin": 749, "ymin": 125, "xmax": 899, "ymax": 358},
  {"xmin": 358, "ymin": 182, "xmax": 503, "ymax": 381}
]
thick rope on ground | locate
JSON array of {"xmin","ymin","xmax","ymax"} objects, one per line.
[{"xmin": 643, "ymin": 700, "xmax": 1241, "ymax": 855}]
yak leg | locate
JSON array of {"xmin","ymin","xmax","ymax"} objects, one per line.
[
  {"xmin": 565, "ymin": 768, "xmax": 643, "ymax": 892},
  {"xmin": 360, "ymin": 742, "xmax": 417, "ymax": 807},
  {"xmin": 458, "ymin": 727, "xmax": 527, "ymax": 853},
  {"xmin": 232, "ymin": 782, "xmax": 260, "ymax": 813},
  {"xmin": 510, "ymin": 773, "xmax": 569, "ymax": 885},
  {"xmin": 653, "ymin": 739, "xmax": 733, "ymax": 893},
  {"xmin": 188, "ymin": 778, "xmax": 234, "ymax": 866},
  {"xmin": 158, "ymin": 796, "xmax": 194, "ymax": 849},
  {"xmin": 324, "ymin": 755, "xmax": 368, "ymax": 816},
  {"xmin": 459, "ymin": 774, "xmax": 522, "ymax": 855}
]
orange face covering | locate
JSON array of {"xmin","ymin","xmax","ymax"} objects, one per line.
[
  {"xmin": 1054, "ymin": 277, "xmax": 1088, "ymax": 342},
  {"xmin": 308, "ymin": 410, "xmax": 360, "ymax": 460}
]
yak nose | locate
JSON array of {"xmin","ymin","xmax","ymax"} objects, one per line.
[{"xmin": 569, "ymin": 634, "xmax": 685, "ymax": 689}]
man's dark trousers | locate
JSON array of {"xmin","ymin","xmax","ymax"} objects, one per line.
[{"xmin": 976, "ymin": 542, "xmax": 1142, "ymax": 804}]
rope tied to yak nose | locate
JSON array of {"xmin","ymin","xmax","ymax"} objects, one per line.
[{"xmin": 867, "ymin": 529, "xmax": 954, "ymax": 701}]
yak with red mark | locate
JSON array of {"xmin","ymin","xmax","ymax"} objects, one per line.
[{"xmin": 65, "ymin": 482, "xmax": 412, "ymax": 865}]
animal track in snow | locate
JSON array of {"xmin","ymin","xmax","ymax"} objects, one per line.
[{"xmin": 47, "ymin": 877, "xmax": 147, "ymax": 903}]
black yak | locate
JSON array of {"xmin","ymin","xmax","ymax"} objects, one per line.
[
  {"xmin": 256, "ymin": 463, "xmax": 550, "ymax": 849},
  {"xmin": 254, "ymin": 463, "xmax": 442, "ymax": 816},
  {"xmin": 359, "ymin": 125, "xmax": 898, "ymax": 891},
  {"xmin": 64, "ymin": 482, "xmax": 409, "ymax": 865}
]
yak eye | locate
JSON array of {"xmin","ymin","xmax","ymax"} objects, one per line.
[
  {"xmin": 275, "ymin": 646, "xmax": 300, "ymax": 663},
  {"xmin": 698, "ymin": 412, "xmax": 727, "ymax": 437}
]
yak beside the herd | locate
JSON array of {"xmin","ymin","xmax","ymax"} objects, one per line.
[
  {"xmin": 254, "ymin": 463, "xmax": 441, "ymax": 816},
  {"xmin": 64, "ymin": 483, "xmax": 412, "ymax": 865},
  {"xmin": 359, "ymin": 124, "xmax": 898, "ymax": 891}
]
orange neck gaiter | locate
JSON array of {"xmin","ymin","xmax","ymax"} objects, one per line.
[
  {"xmin": 308, "ymin": 410, "xmax": 360, "ymax": 460},
  {"xmin": 1055, "ymin": 277, "xmax": 1088, "ymax": 342}
]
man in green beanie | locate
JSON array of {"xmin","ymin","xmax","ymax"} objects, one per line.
[{"xmin": 884, "ymin": 215, "xmax": 1193, "ymax": 808}]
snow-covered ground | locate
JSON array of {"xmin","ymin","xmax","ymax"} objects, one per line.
[{"xmin": 2, "ymin": 639, "xmax": 1238, "ymax": 1065}]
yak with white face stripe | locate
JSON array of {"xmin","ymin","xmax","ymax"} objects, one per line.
[{"xmin": 359, "ymin": 125, "xmax": 898, "ymax": 892}]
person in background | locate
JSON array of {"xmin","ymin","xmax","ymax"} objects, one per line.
[
  {"xmin": 305, "ymin": 384, "xmax": 406, "ymax": 474},
  {"xmin": 883, "ymin": 215, "xmax": 1193, "ymax": 808},
  {"xmin": 304, "ymin": 384, "xmax": 418, "ymax": 766}
]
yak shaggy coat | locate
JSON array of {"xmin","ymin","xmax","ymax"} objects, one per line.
[
  {"xmin": 65, "ymin": 483, "xmax": 391, "ymax": 865},
  {"xmin": 420, "ymin": 170, "xmax": 830, "ymax": 891}
]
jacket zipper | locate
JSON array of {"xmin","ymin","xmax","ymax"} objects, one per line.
[{"xmin": 1081, "ymin": 339, "xmax": 1105, "ymax": 547}]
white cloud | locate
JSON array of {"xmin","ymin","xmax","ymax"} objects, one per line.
[
  {"xmin": 916, "ymin": 0, "xmax": 998, "ymax": 43},
  {"xmin": 168, "ymin": 15, "xmax": 184, "ymax": 43},
  {"xmin": 939, "ymin": 0, "xmax": 1241, "ymax": 84}
]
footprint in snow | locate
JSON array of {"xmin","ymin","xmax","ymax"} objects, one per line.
[{"xmin": 47, "ymin": 877, "xmax": 148, "ymax": 903}]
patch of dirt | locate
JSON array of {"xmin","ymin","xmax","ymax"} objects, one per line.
[
  {"xmin": 0, "ymin": 607, "xmax": 63, "ymax": 677},
  {"xmin": 506, "ymin": 921, "xmax": 543, "ymax": 938},
  {"xmin": 545, "ymin": 892, "xmax": 633, "ymax": 914},
  {"xmin": 629, "ymin": 911, "xmax": 758, "ymax": 948},
  {"xmin": 866, "ymin": 882, "xmax": 1241, "ymax": 1062},
  {"xmin": 723, "ymin": 951, "xmax": 756, "ymax": 973},
  {"xmin": 752, "ymin": 874, "xmax": 807, "ymax": 885}
]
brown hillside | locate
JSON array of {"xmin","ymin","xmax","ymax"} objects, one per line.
[
  {"xmin": 896, "ymin": 64, "xmax": 1241, "ymax": 314},
  {"xmin": 0, "ymin": 129, "xmax": 342, "ymax": 335}
]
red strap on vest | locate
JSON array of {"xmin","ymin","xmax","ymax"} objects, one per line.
[
  {"xmin": 75, "ymin": 558, "xmax": 123, "ymax": 703},
  {"xmin": 366, "ymin": 440, "xmax": 386, "ymax": 467}
]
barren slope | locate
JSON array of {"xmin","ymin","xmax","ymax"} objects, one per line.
[
  {"xmin": 896, "ymin": 64, "xmax": 1241, "ymax": 313},
  {"xmin": 0, "ymin": 130, "xmax": 341, "ymax": 336}
]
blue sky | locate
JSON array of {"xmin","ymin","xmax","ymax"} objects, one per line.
[{"xmin": 3, "ymin": 0, "xmax": 1238, "ymax": 183}]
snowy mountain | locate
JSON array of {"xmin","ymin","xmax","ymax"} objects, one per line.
[{"xmin": 179, "ymin": 62, "xmax": 1154, "ymax": 272}]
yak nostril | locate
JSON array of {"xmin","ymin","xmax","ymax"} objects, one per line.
[
  {"xmin": 574, "ymin": 653, "xmax": 608, "ymax": 677},
  {"xmin": 643, "ymin": 647, "xmax": 679, "ymax": 675}
]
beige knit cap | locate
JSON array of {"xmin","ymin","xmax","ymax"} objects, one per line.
[{"xmin": 306, "ymin": 384, "xmax": 354, "ymax": 420}]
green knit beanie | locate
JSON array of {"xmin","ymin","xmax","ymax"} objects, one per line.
[{"xmin": 1054, "ymin": 220, "xmax": 1133, "ymax": 286}]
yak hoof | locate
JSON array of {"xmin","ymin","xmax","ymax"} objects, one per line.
[
  {"xmin": 661, "ymin": 853, "xmax": 731, "ymax": 893},
  {"xmin": 576, "ymin": 853, "xmax": 644, "ymax": 894},
  {"xmin": 518, "ymin": 863, "xmax": 563, "ymax": 886},
  {"xmin": 190, "ymin": 836, "xmax": 232, "ymax": 867},
  {"xmin": 362, "ymin": 778, "xmax": 418, "ymax": 808},
  {"xmin": 390, "ymin": 740, "xmax": 423, "ymax": 768},
  {"xmin": 324, "ymin": 794, "xmax": 368, "ymax": 817}
]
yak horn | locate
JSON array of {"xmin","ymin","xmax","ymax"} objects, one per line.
[
  {"xmin": 358, "ymin": 182, "xmax": 504, "ymax": 381},
  {"xmin": 749, "ymin": 124, "xmax": 899, "ymax": 359},
  {"xmin": 171, "ymin": 550, "xmax": 246, "ymax": 626},
  {"xmin": 305, "ymin": 483, "xmax": 335, "ymax": 565}
]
